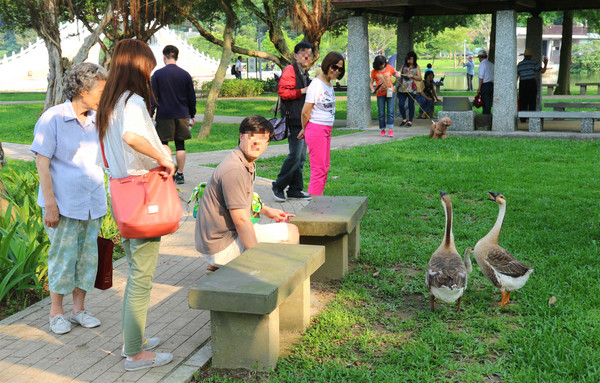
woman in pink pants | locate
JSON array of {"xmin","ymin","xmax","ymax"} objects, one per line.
[{"xmin": 298, "ymin": 51, "xmax": 345, "ymax": 197}]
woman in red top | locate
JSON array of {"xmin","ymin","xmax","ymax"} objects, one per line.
[{"xmin": 370, "ymin": 55, "xmax": 397, "ymax": 137}]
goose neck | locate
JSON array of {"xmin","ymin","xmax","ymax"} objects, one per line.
[{"xmin": 485, "ymin": 202, "xmax": 506, "ymax": 243}]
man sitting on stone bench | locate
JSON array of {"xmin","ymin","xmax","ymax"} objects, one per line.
[{"xmin": 195, "ymin": 115, "xmax": 300, "ymax": 272}]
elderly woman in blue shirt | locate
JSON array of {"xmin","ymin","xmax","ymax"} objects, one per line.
[{"xmin": 31, "ymin": 62, "xmax": 108, "ymax": 335}]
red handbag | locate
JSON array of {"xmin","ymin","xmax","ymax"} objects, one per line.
[
  {"xmin": 473, "ymin": 94, "xmax": 484, "ymax": 108},
  {"xmin": 95, "ymin": 235, "xmax": 113, "ymax": 290},
  {"xmin": 100, "ymin": 141, "xmax": 183, "ymax": 239}
]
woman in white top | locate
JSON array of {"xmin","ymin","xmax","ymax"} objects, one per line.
[
  {"xmin": 298, "ymin": 51, "xmax": 345, "ymax": 197},
  {"xmin": 96, "ymin": 39, "xmax": 175, "ymax": 372}
]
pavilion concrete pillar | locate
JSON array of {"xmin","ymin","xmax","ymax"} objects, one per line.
[
  {"xmin": 492, "ymin": 10, "xmax": 517, "ymax": 132},
  {"xmin": 396, "ymin": 19, "xmax": 414, "ymax": 69},
  {"xmin": 346, "ymin": 14, "xmax": 371, "ymax": 129},
  {"xmin": 525, "ymin": 16, "xmax": 544, "ymax": 110}
]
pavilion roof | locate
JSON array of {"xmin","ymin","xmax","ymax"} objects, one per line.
[{"xmin": 332, "ymin": 0, "xmax": 600, "ymax": 17}]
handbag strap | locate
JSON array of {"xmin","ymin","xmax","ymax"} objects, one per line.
[{"xmin": 274, "ymin": 97, "xmax": 280, "ymax": 118}]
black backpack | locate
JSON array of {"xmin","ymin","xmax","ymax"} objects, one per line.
[{"xmin": 231, "ymin": 65, "xmax": 236, "ymax": 75}]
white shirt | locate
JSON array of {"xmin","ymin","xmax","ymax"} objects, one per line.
[
  {"xmin": 478, "ymin": 59, "xmax": 494, "ymax": 83},
  {"xmin": 31, "ymin": 100, "xmax": 107, "ymax": 220},
  {"xmin": 235, "ymin": 60, "xmax": 242, "ymax": 72},
  {"xmin": 305, "ymin": 77, "xmax": 336, "ymax": 126},
  {"xmin": 99, "ymin": 92, "xmax": 170, "ymax": 179}
]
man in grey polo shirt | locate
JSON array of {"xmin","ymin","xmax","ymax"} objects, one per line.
[{"xmin": 195, "ymin": 115, "xmax": 299, "ymax": 272}]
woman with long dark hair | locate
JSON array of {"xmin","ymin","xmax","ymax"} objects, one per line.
[
  {"xmin": 396, "ymin": 51, "xmax": 422, "ymax": 127},
  {"xmin": 97, "ymin": 39, "xmax": 175, "ymax": 372}
]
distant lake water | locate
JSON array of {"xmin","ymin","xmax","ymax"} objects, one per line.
[{"xmin": 440, "ymin": 71, "xmax": 600, "ymax": 91}]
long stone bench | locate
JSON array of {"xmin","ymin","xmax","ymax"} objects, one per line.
[
  {"xmin": 188, "ymin": 242, "xmax": 325, "ymax": 370},
  {"xmin": 542, "ymin": 83, "xmax": 557, "ymax": 96},
  {"xmin": 575, "ymin": 82, "xmax": 600, "ymax": 95},
  {"xmin": 518, "ymin": 111, "xmax": 600, "ymax": 133},
  {"xmin": 290, "ymin": 196, "xmax": 368, "ymax": 281}
]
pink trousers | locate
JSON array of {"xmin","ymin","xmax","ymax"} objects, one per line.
[{"xmin": 304, "ymin": 121, "xmax": 332, "ymax": 196}]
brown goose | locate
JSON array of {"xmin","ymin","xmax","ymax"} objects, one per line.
[
  {"xmin": 474, "ymin": 192, "xmax": 533, "ymax": 306},
  {"xmin": 425, "ymin": 191, "xmax": 472, "ymax": 312}
]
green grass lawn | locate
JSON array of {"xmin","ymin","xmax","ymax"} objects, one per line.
[
  {"xmin": 0, "ymin": 92, "xmax": 46, "ymax": 101},
  {"xmin": 200, "ymin": 136, "xmax": 600, "ymax": 382},
  {"xmin": 177, "ymin": 123, "xmax": 358, "ymax": 153},
  {"xmin": 1, "ymin": 96, "xmax": 597, "ymax": 145}
]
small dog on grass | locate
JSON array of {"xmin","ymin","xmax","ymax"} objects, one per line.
[{"xmin": 430, "ymin": 117, "xmax": 452, "ymax": 139}]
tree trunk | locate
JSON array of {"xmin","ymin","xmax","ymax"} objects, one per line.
[
  {"xmin": 0, "ymin": 141, "xmax": 5, "ymax": 169},
  {"xmin": 197, "ymin": 5, "xmax": 237, "ymax": 139},
  {"xmin": 489, "ymin": 13, "xmax": 496, "ymax": 64},
  {"xmin": 555, "ymin": 11, "xmax": 573, "ymax": 95},
  {"xmin": 44, "ymin": 40, "xmax": 65, "ymax": 112}
]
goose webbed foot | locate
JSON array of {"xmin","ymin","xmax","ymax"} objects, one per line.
[
  {"xmin": 430, "ymin": 295, "xmax": 435, "ymax": 312},
  {"xmin": 497, "ymin": 291, "xmax": 511, "ymax": 306},
  {"xmin": 456, "ymin": 296, "xmax": 463, "ymax": 312}
]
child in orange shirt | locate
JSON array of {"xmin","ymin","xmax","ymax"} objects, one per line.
[{"xmin": 370, "ymin": 55, "xmax": 397, "ymax": 137}]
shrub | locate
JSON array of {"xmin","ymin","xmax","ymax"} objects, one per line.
[
  {"xmin": 200, "ymin": 79, "xmax": 265, "ymax": 97},
  {"xmin": 0, "ymin": 165, "xmax": 121, "ymax": 306},
  {"xmin": 572, "ymin": 41, "xmax": 600, "ymax": 73},
  {"xmin": 0, "ymin": 168, "xmax": 48, "ymax": 303}
]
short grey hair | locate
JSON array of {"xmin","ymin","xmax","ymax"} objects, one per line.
[{"xmin": 62, "ymin": 62, "xmax": 108, "ymax": 100}]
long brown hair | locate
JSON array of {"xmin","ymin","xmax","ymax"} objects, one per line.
[{"xmin": 97, "ymin": 39, "xmax": 157, "ymax": 140}]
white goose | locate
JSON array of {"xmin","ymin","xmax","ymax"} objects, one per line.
[
  {"xmin": 474, "ymin": 192, "xmax": 533, "ymax": 306},
  {"xmin": 426, "ymin": 191, "xmax": 472, "ymax": 312}
]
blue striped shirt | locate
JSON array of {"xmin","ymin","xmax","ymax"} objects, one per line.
[
  {"xmin": 30, "ymin": 100, "xmax": 107, "ymax": 220},
  {"xmin": 517, "ymin": 59, "xmax": 542, "ymax": 80}
]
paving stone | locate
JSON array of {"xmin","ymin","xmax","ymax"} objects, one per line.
[{"xmin": 91, "ymin": 370, "xmax": 124, "ymax": 383}]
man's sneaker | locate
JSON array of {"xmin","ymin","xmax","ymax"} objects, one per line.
[
  {"xmin": 387, "ymin": 129, "xmax": 394, "ymax": 137},
  {"xmin": 287, "ymin": 190, "xmax": 312, "ymax": 200},
  {"xmin": 174, "ymin": 173, "xmax": 184, "ymax": 185},
  {"xmin": 49, "ymin": 314, "xmax": 71, "ymax": 334},
  {"xmin": 121, "ymin": 337, "xmax": 161, "ymax": 357},
  {"xmin": 380, "ymin": 129, "xmax": 386, "ymax": 137},
  {"xmin": 70, "ymin": 310, "xmax": 101, "ymax": 328},
  {"xmin": 272, "ymin": 185, "xmax": 286, "ymax": 202},
  {"xmin": 124, "ymin": 353, "xmax": 173, "ymax": 371}
]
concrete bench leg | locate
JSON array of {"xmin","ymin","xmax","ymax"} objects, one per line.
[
  {"xmin": 348, "ymin": 224, "xmax": 360, "ymax": 260},
  {"xmin": 279, "ymin": 278, "xmax": 310, "ymax": 331},
  {"xmin": 528, "ymin": 117, "xmax": 542, "ymax": 132},
  {"xmin": 547, "ymin": 86, "xmax": 554, "ymax": 96},
  {"xmin": 301, "ymin": 234, "xmax": 348, "ymax": 281},
  {"xmin": 211, "ymin": 309, "xmax": 279, "ymax": 370},
  {"xmin": 581, "ymin": 118, "xmax": 594, "ymax": 133},
  {"xmin": 580, "ymin": 86, "xmax": 587, "ymax": 95}
]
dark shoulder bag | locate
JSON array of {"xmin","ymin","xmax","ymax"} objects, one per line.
[{"xmin": 269, "ymin": 97, "xmax": 289, "ymax": 141}]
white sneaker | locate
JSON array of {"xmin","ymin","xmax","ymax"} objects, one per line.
[
  {"xmin": 70, "ymin": 310, "xmax": 101, "ymax": 328},
  {"xmin": 121, "ymin": 337, "xmax": 161, "ymax": 357},
  {"xmin": 49, "ymin": 314, "xmax": 71, "ymax": 334},
  {"xmin": 124, "ymin": 353, "xmax": 173, "ymax": 371}
]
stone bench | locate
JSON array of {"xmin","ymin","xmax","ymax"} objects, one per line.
[
  {"xmin": 544, "ymin": 102, "xmax": 600, "ymax": 112},
  {"xmin": 188, "ymin": 242, "xmax": 325, "ymax": 370},
  {"xmin": 575, "ymin": 82, "xmax": 600, "ymax": 95},
  {"xmin": 290, "ymin": 196, "xmax": 368, "ymax": 281},
  {"xmin": 439, "ymin": 96, "xmax": 475, "ymax": 131},
  {"xmin": 543, "ymin": 83, "xmax": 557, "ymax": 96},
  {"xmin": 518, "ymin": 111, "xmax": 600, "ymax": 133}
]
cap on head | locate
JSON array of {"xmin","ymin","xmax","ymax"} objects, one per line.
[{"xmin": 477, "ymin": 49, "xmax": 487, "ymax": 58}]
